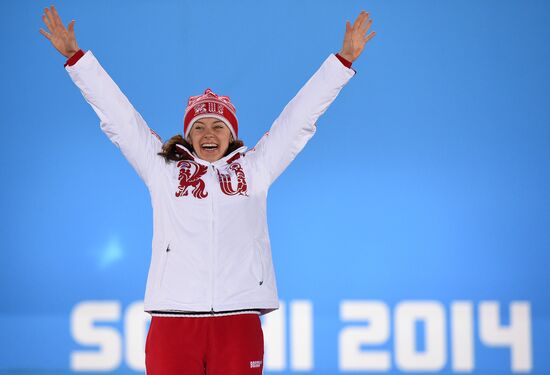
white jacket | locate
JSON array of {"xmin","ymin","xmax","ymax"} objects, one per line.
[{"xmin": 66, "ymin": 50, "xmax": 355, "ymax": 314}]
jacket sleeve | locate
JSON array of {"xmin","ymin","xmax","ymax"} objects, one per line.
[
  {"xmin": 249, "ymin": 53, "xmax": 356, "ymax": 185},
  {"xmin": 65, "ymin": 50, "xmax": 163, "ymax": 187}
]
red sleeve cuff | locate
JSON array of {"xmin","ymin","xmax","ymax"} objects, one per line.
[
  {"xmin": 64, "ymin": 49, "xmax": 85, "ymax": 67},
  {"xmin": 335, "ymin": 53, "xmax": 353, "ymax": 69}
]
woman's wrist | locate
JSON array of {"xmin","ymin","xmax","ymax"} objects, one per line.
[
  {"xmin": 64, "ymin": 49, "xmax": 84, "ymax": 67},
  {"xmin": 65, "ymin": 49, "xmax": 80, "ymax": 58},
  {"xmin": 335, "ymin": 52, "xmax": 353, "ymax": 68},
  {"xmin": 337, "ymin": 51, "xmax": 354, "ymax": 63}
]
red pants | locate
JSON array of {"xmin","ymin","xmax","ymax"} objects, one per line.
[{"xmin": 145, "ymin": 313, "xmax": 264, "ymax": 374}]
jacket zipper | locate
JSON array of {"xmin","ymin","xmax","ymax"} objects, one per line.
[{"xmin": 210, "ymin": 164, "xmax": 216, "ymax": 311}]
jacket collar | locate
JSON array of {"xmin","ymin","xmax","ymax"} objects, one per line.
[{"xmin": 175, "ymin": 144, "xmax": 248, "ymax": 167}]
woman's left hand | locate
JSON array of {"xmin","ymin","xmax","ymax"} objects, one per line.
[{"xmin": 339, "ymin": 11, "xmax": 376, "ymax": 63}]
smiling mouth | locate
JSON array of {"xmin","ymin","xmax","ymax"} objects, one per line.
[{"xmin": 201, "ymin": 143, "xmax": 219, "ymax": 152}]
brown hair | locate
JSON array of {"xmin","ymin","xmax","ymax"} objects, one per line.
[{"xmin": 157, "ymin": 134, "xmax": 245, "ymax": 162}]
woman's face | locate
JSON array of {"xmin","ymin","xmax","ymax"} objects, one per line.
[{"xmin": 188, "ymin": 117, "xmax": 233, "ymax": 162}]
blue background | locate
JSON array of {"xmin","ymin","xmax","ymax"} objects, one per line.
[{"xmin": 1, "ymin": 0, "xmax": 549, "ymax": 373}]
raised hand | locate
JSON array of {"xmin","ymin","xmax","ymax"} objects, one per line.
[
  {"xmin": 39, "ymin": 5, "xmax": 79, "ymax": 59},
  {"xmin": 339, "ymin": 11, "xmax": 376, "ymax": 63}
]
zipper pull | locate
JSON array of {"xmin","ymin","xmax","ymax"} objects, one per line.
[
  {"xmin": 210, "ymin": 307, "xmax": 215, "ymax": 315},
  {"xmin": 166, "ymin": 245, "xmax": 170, "ymax": 252}
]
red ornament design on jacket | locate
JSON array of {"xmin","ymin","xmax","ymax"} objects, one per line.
[
  {"xmin": 217, "ymin": 162, "xmax": 248, "ymax": 196},
  {"xmin": 175, "ymin": 160, "xmax": 208, "ymax": 199}
]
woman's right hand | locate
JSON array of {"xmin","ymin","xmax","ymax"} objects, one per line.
[{"xmin": 39, "ymin": 5, "xmax": 79, "ymax": 59}]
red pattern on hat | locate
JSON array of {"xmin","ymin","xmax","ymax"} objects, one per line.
[{"xmin": 183, "ymin": 88, "xmax": 238, "ymax": 139}]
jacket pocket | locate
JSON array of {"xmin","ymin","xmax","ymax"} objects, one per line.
[
  {"xmin": 254, "ymin": 240, "xmax": 265, "ymax": 286},
  {"xmin": 158, "ymin": 241, "xmax": 209, "ymax": 304},
  {"xmin": 159, "ymin": 241, "xmax": 171, "ymax": 287}
]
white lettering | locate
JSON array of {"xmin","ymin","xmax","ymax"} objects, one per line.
[
  {"xmin": 290, "ymin": 300, "xmax": 314, "ymax": 371},
  {"xmin": 479, "ymin": 301, "xmax": 532, "ymax": 372},
  {"xmin": 70, "ymin": 301, "xmax": 121, "ymax": 371},
  {"xmin": 451, "ymin": 301, "xmax": 474, "ymax": 371},
  {"xmin": 395, "ymin": 301, "xmax": 446, "ymax": 371},
  {"xmin": 68, "ymin": 298, "xmax": 534, "ymax": 373},
  {"xmin": 262, "ymin": 301, "xmax": 286, "ymax": 370},
  {"xmin": 339, "ymin": 300, "xmax": 390, "ymax": 371}
]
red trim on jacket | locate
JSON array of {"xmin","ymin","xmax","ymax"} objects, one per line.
[
  {"xmin": 64, "ymin": 49, "xmax": 85, "ymax": 67},
  {"xmin": 335, "ymin": 53, "xmax": 352, "ymax": 68},
  {"xmin": 226, "ymin": 152, "xmax": 242, "ymax": 164}
]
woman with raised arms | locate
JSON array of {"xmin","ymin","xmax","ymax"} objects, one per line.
[{"xmin": 40, "ymin": 5, "xmax": 375, "ymax": 374}]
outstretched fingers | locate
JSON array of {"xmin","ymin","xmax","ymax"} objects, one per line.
[
  {"xmin": 359, "ymin": 17, "xmax": 372, "ymax": 34},
  {"xmin": 343, "ymin": 20, "xmax": 352, "ymax": 42},
  {"xmin": 39, "ymin": 5, "xmax": 80, "ymax": 58},
  {"xmin": 68, "ymin": 20, "xmax": 75, "ymax": 35},
  {"xmin": 357, "ymin": 12, "xmax": 375, "ymax": 46},
  {"xmin": 45, "ymin": 5, "xmax": 67, "ymax": 34},
  {"xmin": 41, "ymin": 12, "xmax": 53, "ymax": 33},
  {"xmin": 39, "ymin": 27, "xmax": 51, "ymax": 40},
  {"xmin": 339, "ymin": 10, "xmax": 375, "ymax": 63},
  {"xmin": 352, "ymin": 11, "xmax": 369, "ymax": 31},
  {"xmin": 50, "ymin": 5, "xmax": 63, "ymax": 26},
  {"xmin": 363, "ymin": 31, "xmax": 376, "ymax": 45},
  {"xmin": 45, "ymin": 8, "xmax": 58, "ymax": 31},
  {"xmin": 351, "ymin": 11, "xmax": 362, "ymax": 31}
]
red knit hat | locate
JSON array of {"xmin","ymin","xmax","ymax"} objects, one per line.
[{"xmin": 183, "ymin": 88, "xmax": 238, "ymax": 140}]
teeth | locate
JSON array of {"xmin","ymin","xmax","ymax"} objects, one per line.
[{"xmin": 201, "ymin": 143, "xmax": 218, "ymax": 151}]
